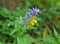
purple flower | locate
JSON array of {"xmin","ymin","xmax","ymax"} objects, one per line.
[
  {"xmin": 30, "ymin": 18, "xmax": 32, "ymax": 21},
  {"xmin": 27, "ymin": 7, "xmax": 40, "ymax": 16},
  {"xmin": 32, "ymin": 7, "xmax": 40, "ymax": 15},
  {"xmin": 26, "ymin": 12, "xmax": 32, "ymax": 16},
  {"xmin": 24, "ymin": 15, "xmax": 28, "ymax": 20}
]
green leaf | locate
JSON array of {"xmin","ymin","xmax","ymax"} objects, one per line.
[
  {"xmin": 53, "ymin": 26, "xmax": 59, "ymax": 38},
  {"xmin": 44, "ymin": 36, "xmax": 57, "ymax": 44},
  {"xmin": 17, "ymin": 35, "xmax": 36, "ymax": 44}
]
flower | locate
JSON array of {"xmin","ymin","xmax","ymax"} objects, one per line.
[
  {"xmin": 22, "ymin": 7, "xmax": 39, "ymax": 28},
  {"xmin": 30, "ymin": 21, "xmax": 34, "ymax": 26},
  {"xmin": 26, "ymin": 11, "xmax": 33, "ymax": 16},
  {"xmin": 30, "ymin": 18, "xmax": 32, "ymax": 21},
  {"xmin": 24, "ymin": 15, "xmax": 29, "ymax": 20},
  {"xmin": 32, "ymin": 19, "xmax": 37, "ymax": 23},
  {"xmin": 32, "ymin": 7, "xmax": 40, "ymax": 15},
  {"xmin": 27, "ymin": 19, "xmax": 37, "ymax": 28},
  {"xmin": 27, "ymin": 7, "xmax": 40, "ymax": 16}
]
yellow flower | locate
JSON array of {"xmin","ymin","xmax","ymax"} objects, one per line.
[
  {"xmin": 27, "ymin": 22, "xmax": 34, "ymax": 28},
  {"xmin": 30, "ymin": 22, "xmax": 34, "ymax": 26},
  {"xmin": 32, "ymin": 19, "xmax": 37, "ymax": 23},
  {"xmin": 27, "ymin": 19, "xmax": 37, "ymax": 28}
]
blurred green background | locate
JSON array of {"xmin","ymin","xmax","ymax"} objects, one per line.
[{"xmin": 0, "ymin": 0, "xmax": 60, "ymax": 44}]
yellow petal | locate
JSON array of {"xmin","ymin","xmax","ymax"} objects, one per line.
[
  {"xmin": 32, "ymin": 19, "xmax": 37, "ymax": 23},
  {"xmin": 30, "ymin": 22, "xmax": 34, "ymax": 26}
]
